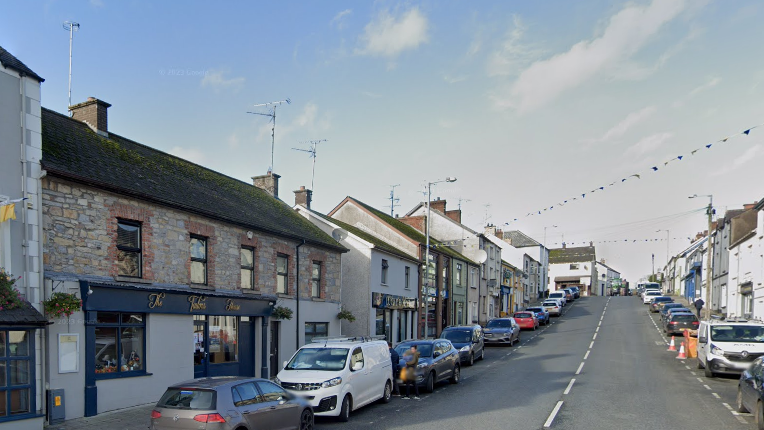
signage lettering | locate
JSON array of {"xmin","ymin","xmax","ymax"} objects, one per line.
[
  {"xmin": 372, "ymin": 292, "xmax": 417, "ymax": 310},
  {"xmin": 188, "ymin": 295, "xmax": 207, "ymax": 311},
  {"xmin": 225, "ymin": 299, "xmax": 241, "ymax": 311},
  {"xmin": 148, "ymin": 292, "xmax": 165, "ymax": 309}
]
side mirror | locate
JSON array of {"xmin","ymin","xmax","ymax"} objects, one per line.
[
  {"xmin": 698, "ymin": 337, "xmax": 707, "ymax": 344},
  {"xmin": 352, "ymin": 362, "xmax": 363, "ymax": 371},
  {"xmin": 433, "ymin": 351, "xmax": 441, "ymax": 358},
  {"xmin": 282, "ymin": 361, "xmax": 288, "ymax": 369}
]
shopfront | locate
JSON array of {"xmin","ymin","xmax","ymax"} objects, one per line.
[
  {"xmin": 372, "ymin": 292, "xmax": 417, "ymax": 344},
  {"xmin": 76, "ymin": 281, "xmax": 273, "ymax": 417}
]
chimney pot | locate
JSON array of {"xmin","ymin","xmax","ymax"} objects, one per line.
[
  {"xmin": 70, "ymin": 97, "xmax": 111, "ymax": 137},
  {"xmin": 294, "ymin": 186, "xmax": 312, "ymax": 209},
  {"xmin": 252, "ymin": 172, "xmax": 281, "ymax": 198}
]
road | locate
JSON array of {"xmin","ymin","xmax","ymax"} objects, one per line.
[{"xmin": 316, "ymin": 296, "xmax": 755, "ymax": 429}]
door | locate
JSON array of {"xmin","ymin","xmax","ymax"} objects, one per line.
[
  {"xmin": 193, "ymin": 318, "xmax": 208, "ymax": 378},
  {"xmin": 239, "ymin": 319, "xmax": 254, "ymax": 376},
  {"xmin": 434, "ymin": 342, "xmax": 451, "ymax": 381},
  {"xmin": 349, "ymin": 347, "xmax": 370, "ymax": 405},
  {"xmin": 256, "ymin": 381, "xmax": 300, "ymax": 430},
  {"xmin": 270, "ymin": 321, "xmax": 280, "ymax": 378},
  {"xmin": 235, "ymin": 382, "xmax": 276, "ymax": 430},
  {"xmin": 697, "ymin": 324, "xmax": 708, "ymax": 364}
]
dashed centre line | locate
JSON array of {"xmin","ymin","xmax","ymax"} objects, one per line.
[
  {"xmin": 575, "ymin": 362, "xmax": 585, "ymax": 375},
  {"xmin": 584, "ymin": 350, "xmax": 590, "ymax": 360},
  {"xmin": 544, "ymin": 401, "xmax": 564, "ymax": 428},
  {"xmin": 563, "ymin": 378, "xmax": 576, "ymax": 395}
]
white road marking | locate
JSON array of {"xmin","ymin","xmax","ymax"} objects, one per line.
[
  {"xmin": 703, "ymin": 385, "xmax": 711, "ymax": 390},
  {"xmin": 589, "ymin": 341, "xmax": 594, "ymax": 349},
  {"xmin": 690, "ymin": 371, "xmax": 696, "ymax": 376},
  {"xmin": 544, "ymin": 401, "xmax": 564, "ymax": 428},
  {"xmin": 712, "ymin": 393, "xmax": 721, "ymax": 399},
  {"xmin": 584, "ymin": 350, "xmax": 590, "ymax": 360},
  {"xmin": 576, "ymin": 362, "xmax": 585, "ymax": 375},
  {"xmin": 723, "ymin": 403, "xmax": 733, "ymax": 410},
  {"xmin": 737, "ymin": 416, "xmax": 749, "ymax": 424},
  {"xmin": 595, "ymin": 327, "xmax": 600, "ymax": 333},
  {"xmin": 564, "ymin": 378, "xmax": 576, "ymax": 395},
  {"xmin": 592, "ymin": 333, "xmax": 597, "ymax": 340},
  {"xmin": 685, "ymin": 366, "xmax": 691, "ymax": 370},
  {"xmin": 697, "ymin": 378, "xmax": 704, "ymax": 383}
]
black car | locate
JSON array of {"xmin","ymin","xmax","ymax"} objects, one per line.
[
  {"xmin": 440, "ymin": 325, "xmax": 485, "ymax": 366},
  {"xmin": 737, "ymin": 357, "xmax": 764, "ymax": 420},
  {"xmin": 394, "ymin": 339, "xmax": 460, "ymax": 392},
  {"xmin": 659, "ymin": 303, "xmax": 688, "ymax": 321},
  {"xmin": 663, "ymin": 312, "xmax": 699, "ymax": 335}
]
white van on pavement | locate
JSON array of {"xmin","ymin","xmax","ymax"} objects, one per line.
[
  {"xmin": 697, "ymin": 319, "xmax": 764, "ymax": 378},
  {"xmin": 276, "ymin": 337, "xmax": 392, "ymax": 422},
  {"xmin": 548, "ymin": 291, "xmax": 567, "ymax": 306}
]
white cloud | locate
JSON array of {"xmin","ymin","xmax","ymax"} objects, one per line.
[
  {"xmin": 169, "ymin": 146, "xmax": 206, "ymax": 165},
  {"xmin": 625, "ymin": 132, "xmax": 673, "ymax": 157},
  {"xmin": 331, "ymin": 9, "xmax": 352, "ymax": 29},
  {"xmin": 585, "ymin": 106, "xmax": 657, "ymax": 144},
  {"xmin": 361, "ymin": 90, "xmax": 383, "ymax": 98},
  {"xmin": 201, "ymin": 70, "xmax": 245, "ymax": 92},
  {"xmin": 356, "ymin": 7, "xmax": 429, "ymax": 57},
  {"xmin": 443, "ymin": 74, "xmax": 467, "ymax": 84},
  {"xmin": 689, "ymin": 76, "xmax": 721, "ymax": 96},
  {"xmin": 713, "ymin": 144, "xmax": 764, "ymax": 176},
  {"xmin": 487, "ymin": 15, "xmax": 543, "ymax": 77},
  {"xmin": 495, "ymin": 0, "xmax": 688, "ymax": 112}
]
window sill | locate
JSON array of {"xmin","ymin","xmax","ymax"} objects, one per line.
[
  {"xmin": 190, "ymin": 284, "xmax": 214, "ymax": 291},
  {"xmin": 311, "ymin": 297, "xmax": 325, "ymax": 302},
  {"xmin": 114, "ymin": 276, "xmax": 152, "ymax": 284},
  {"xmin": 0, "ymin": 413, "xmax": 44, "ymax": 423},
  {"xmin": 380, "ymin": 283, "xmax": 389, "ymax": 287},
  {"xmin": 277, "ymin": 293, "xmax": 293, "ymax": 299},
  {"xmin": 95, "ymin": 371, "xmax": 153, "ymax": 381},
  {"xmin": 242, "ymin": 289, "xmax": 262, "ymax": 295}
]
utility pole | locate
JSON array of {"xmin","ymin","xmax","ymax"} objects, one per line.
[
  {"xmin": 292, "ymin": 139, "xmax": 326, "ymax": 192},
  {"xmin": 247, "ymin": 99, "xmax": 291, "ymax": 173},
  {"xmin": 424, "ymin": 177, "xmax": 457, "ymax": 338},
  {"xmin": 63, "ymin": 21, "xmax": 80, "ymax": 115},
  {"xmin": 690, "ymin": 194, "xmax": 714, "ymax": 321},
  {"xmin": 388, "ymin": 185, "xmax": 400, "ymax": 217}
]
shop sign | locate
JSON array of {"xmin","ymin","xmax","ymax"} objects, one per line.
[
  {"xmin": 741, "ymin": 282, "xmax": 753, "ymax": 295},
  {"xmin": 148, "ymin": 292, "xmax": 165, "ymax": 309},
  {"xmin": 225, "ymin": 299, "xmax": 241, "ymax": 311},
  {"xmin": 188, "ymin": 295, "xmax": 207, "ymax": 311},
  {"xmin": 372, "ymin": 292, "xmax": 417, "ymax": 310}
]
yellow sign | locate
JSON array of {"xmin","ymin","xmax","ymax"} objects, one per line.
[
  {"xmin": 225, "ymin": 299, "xmax": 241, "ymax": 311},
  {"xmin": 55, "ymin": 396, "xmax": 61, "ymax": 407},
  {"xmin": 188, "ymin": 295, "xmax": 207, "ymax": 311},
  {"xmin": 148, "ymin": 292, "xmax": 165, "ymax": 309}
]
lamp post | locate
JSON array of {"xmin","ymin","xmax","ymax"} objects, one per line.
[
  {"xmin": 689, "ymin": 194, "xmax": 713, "ymax": 321},
  {"xmin": 656, "ymin": 229, "xmax": 670, "ymax": 292},
  {"xmin": 424, "ymin": 177, "xmax": 456, "ymax": 338},
  {"xmin": 543, "ymin": 225, "xmax": 557, "ymax": 298}
]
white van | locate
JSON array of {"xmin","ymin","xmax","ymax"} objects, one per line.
[
  {"xmin": 697, "ymin": 319, "xmax": 764, "ymax": 377},
  {"xmin": 548, "ymin": 291, "xmax": 567, "ymax": 306},
  {"xmin": 276, "ymin": 337, "xmax": 392, "ymax": 422}
]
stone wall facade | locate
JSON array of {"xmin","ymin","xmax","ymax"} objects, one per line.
[{"xmin": 42, "ymin": 176, "xmax": 341, "ymax": 301}]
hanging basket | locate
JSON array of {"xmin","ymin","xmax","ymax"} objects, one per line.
[
  {"xmin": 43, "ymin": 292, "xmax": 82, "ymax": 318},
  {"xmin": 271, "ymin": 306, "xmax": 293, "ymax": 320}
]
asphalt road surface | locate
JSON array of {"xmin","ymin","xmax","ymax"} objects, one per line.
[{"xmin": 316, "ymin": 296, "xmax": 756, "ymax": 429}]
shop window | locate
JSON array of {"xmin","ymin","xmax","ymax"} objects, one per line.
[
  {"xmin": 190, "ymin": 236, "xmax": 208, "ymax": 285},
  {"xmin": 0, "ymin": 330, "xmax": 34, "ymax": 419},
  {"xmin": 94, "ymin": 312, "xmax": 145, "ymax": 378},
  {"xmin": 311, "ymin": 262, "xmax": 321, "ymax": 298},
  {"xmin": 305, "ymin": 322, "xmax": 328, "ymax": 344},
  {"xmin": 241, "ymin": 247, "xmax": 255, "ymax": 290},
  {"xmin": 207, "ymin": 316, "xmax": 238, "ymax": 363},
  {"xmin": 117, "ymin": 220, "xmax": 142, "ymax": 277},
  {"xmin": 381, "ymin": 260, "xmax": 389, "ymax": 284},
  {"xmin": 276, "ymin": 254, "xmax": 288, "ymax": 294}
]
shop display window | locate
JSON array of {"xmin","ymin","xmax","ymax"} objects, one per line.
[
  {"xmin": 94, "ymin": 312, "xmax": 145, "ymax": 377},
  {"xmin": 207, "ymin": 316, "xmax": 238, "ymax": 364},
  {"xmin": 0, "ymin": 330, "xmax": 34, "ymax": 419}
]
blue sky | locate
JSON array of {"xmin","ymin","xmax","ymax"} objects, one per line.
[{"xmin": 3, "ymin": 0, "xmax": 764, "ymax": 280}]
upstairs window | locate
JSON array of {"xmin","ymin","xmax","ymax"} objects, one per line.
[
  {"xmin": 276, "ymin": 254, "xmax": 288, "ymax": 294},
  {"xmin": 381, "ymin": 259, "xmax": 389, "ymax": 284},
  {"xmin": 241, "ymin": 247, "xmax": 255, "ymax": 290},
  {"xmin": 455, "ymin": 263, "xmax": 462, "ymax": 285},
  {"xmin": 117, "ymin": 220, "xmax": 141, "ymax": 277},
  {"xmin": 190, "ymin": 236, "xmax": 207, "ymax": 285},
  {"xmin": 405, "ymin": 266, "xmax": 411, "ymax": 289},
  {"xmin": 311, "ymin": 262, "xmax": 321, "ymax": 298}
]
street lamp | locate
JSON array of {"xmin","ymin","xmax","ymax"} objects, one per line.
[
  {"xmin": 542, "ymin": 225, "xmax": 557, "ymax": 298},
  {"xmin": 424, "ymin": 177, "xmax": 456, "ymax": 338},
  {"xmin": 656, "ymin": 229, "xmax": 670, "ymax": 293},
  {"xmin": 689, "ymin": 194, "xmax": 713, "ymax": 321}
]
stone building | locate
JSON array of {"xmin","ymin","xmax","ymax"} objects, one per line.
[{"xmin": 40, "ymin": 99, "xmax": 346, "ymax": 419}]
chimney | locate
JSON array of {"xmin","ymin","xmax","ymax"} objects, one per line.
[
  {"xmin": 590, "ymin": 241, "xmax": 593, "ymax": 246},
  {"xmin": 484, "ymin": 224, "xmax": 497, "ymax": 237},
  {"xmin": 294, "ymin": 186, "xmax": 312, "ymax": 209},
  {"xmin": 562, "ymin": 242, "xmax": 566, "ymax": 249},
  {"xmin": 744, "ymin": 203, "xmax": 757, "ymax": 210},
  {"xmin": 600, "ymin": 258, "xmax": 606, "ymax": 264},
  {"xmin": 70, "ymin": 97, "xmax": 111, "ymax": 137},
  {"xmin": 445, "ymin": 209, "xmax": 461, "ymax": 224},
  {"xmin": 252, "ymin": 172, "xmax": 280, "ymax": 198},
  {"xmin": 429, "ymin": 198, "xmax": 446, "ymax": 214}
]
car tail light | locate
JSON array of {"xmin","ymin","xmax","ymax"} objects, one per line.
[
  {"xmin": 692, "ymin": 321, "xmax": 699, "ymax": 325},
  {"xmin": 194, "ymin": 413, "xmax": 226, "ymax": 423},
  {"xmin": 151, "ymin": 410, "xmax": 161, "ymax": 419}
]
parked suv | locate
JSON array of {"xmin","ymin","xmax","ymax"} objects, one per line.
[
  {"xmin": 394, "ymin": 339, "xmax": 460, "ymax": 393},
  {"xmin": 526, "ymin": 306, "xmax": 550, "ymax": 325},
  {"xmin": 697, "ymin": 319, "xmax": 764, "ymax": 378},
  {"xmin": 440, "ymin": 325, "xmax": 485, "ymax": 366},
  {"xmin": 484, "ymin": 318, "xmax": 521, "ymax": 346}
]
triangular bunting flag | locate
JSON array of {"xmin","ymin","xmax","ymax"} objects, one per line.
[
  {"xmin": 706, "ymin": 144, "xmax": 712, "ymax": 148},
  {"xmin": 744, "ymin": 129, "xmax": 751, "ymax": 135},
  {"xmin": 651, "ymin": 167, "xmax": 658, "ymax": 171},
  {"xmin": 677, "ymin": 155, "xmax": 683, "ymax": 160}
]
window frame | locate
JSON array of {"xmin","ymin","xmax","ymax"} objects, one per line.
[
  {"xmin": 276, "ymin": 254, "xmax": 289, "ymax": 295},
  {"xmin": 404, "ymin": 266, "xmax": 410, "ymax": 290},
  {"xmin": 455, "ymin": 263, "xmax": 462, "ymax": 286},
  {"xmin": 304, "ymin": 322, "xmax": 328, "ymax": 344},
  {"xmin": 190, "ymin": 235, "xmax": 208, "ymax": 285},
  {"xmin": 311, "ymin": 261, "xmax": 321, "ymax": 298},
  {"xmin": 116, "ymin": 219, "xmax": 142, "ymax": 278},
  {"xmin": 381, "ymin": 259, "xmax": 389, "ymax": 285},
  {"xmin": 0, "ymin": 329, "xmax": 36, "ymax": 421},
  {"xmin": 93, "ymin": 312, "xmax": 147, "ymax": 380},
  {"xmin": 240, "ymin": 246, "xmax": 255, "ymax": 290}
]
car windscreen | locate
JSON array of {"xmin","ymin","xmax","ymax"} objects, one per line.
[
  {"xmin": 668, "ymin": 308, "xmax": 690, "ymax": 314},
  {"xmin": 395, "ymin": 344, "xmax": 433, "ymax": 357},
  {"xmin": 157, "ymin": 389, "xmax": 216, "ymax": 410},
  {"xmin": 663, "ymin": 304, "xmax": 684, "ymax": 310},
  {"xmin": 526, "ymin": 308, "xmax": 543, "ymax": 313},
  {"xmin": 711, "ymin": 326, "xmax": 764, "ymax": 343},
  {"xmin": 549, "ymin": 293, "xmax": 564, "ymax": 298},
  {"xmin": 653, "ymin": 297, "xmax": 672, "ymax": 302},
  {"xmin": 487, "ymin": 319, "xmax": 512, "ymax": 328},
  {"xmin": 442, "ymin": 330, "xmax": 472, "ymax": 343},
  {"xmin": 671, "ymin": 315, "xmax": 697, "ymax": 322},
  {"xmin": 285, "ymin": 347, "xmax": 349, "ymax": 371},
  {"xmin": 514, "ymin": 313, "xmax": 532, "ymax": 318},
  {"xmin": 543, "ymin": 302, "xmax": 558, "ymax": 307}
]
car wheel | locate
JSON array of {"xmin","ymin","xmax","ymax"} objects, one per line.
[
  {"xmin": 704, "ymin": 362, "xmax": 715, "ymax": 378},
  {"xmin": 425, "ymin": 371, "xmax": 435, "ymax": 393},
  {"xmin": 737, "ymin": 387, "xmax": 748, "ymax": 413},
  {"xmin": 479, "ymin": 348, "xmax": 485, "ymax": 360},
  {"xmin": 450, "ymin": 365, "xmax": 460, "ymax": 384},
  {"xmin": 338, "ymin": 395, "xmax": 351, "ymax": 422},
  {"xmin": 381, "ymin": 381, "xmax": 392, "ymax": 404},
  {"xmin": 300, "ymin": 408, "xmax": 314, "ymax": 430},
  {"xmin": 758, "ymin": 401, "xmax": 764, "ymax": 430},
  {"xmin": 697, "ymin": 359, "xmax": 704, "ymax": 369},
  {"xmin": 468, "ymin": 353, "xmax": 474, "ymax": 366}
]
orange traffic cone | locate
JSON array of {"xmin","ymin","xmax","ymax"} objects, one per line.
[
  {"xmin": 668, "ymin": 336, "xmax": 676, "ymax": 351},
  {"xmin": 675, "ymin": 342, "xmax": 686, "ymax": 359}
]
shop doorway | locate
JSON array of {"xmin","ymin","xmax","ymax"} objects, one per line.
[
  {"xmin": 269, "ymin": 321, "xmax": 280, "ymax": 378},
  {"xmin": 193, "ymin": 318, "xmax": 208, "ymax": 378}
]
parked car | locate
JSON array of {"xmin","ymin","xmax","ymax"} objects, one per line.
[
  {"xmin": 663, "ymin": 312, "xmax": 699, "ymax": 335},
  {"xmin": 276, "ymin": 337, "xmax": 392, "ymax": 421},
  {"xmin": 659, "ymin": 303, "xmax": 687, "ymax": 321},
  {"xmin": 569, "ymin": 286, "xmax": 581, "ymax": 299},
  {"xmin": 698, "ymin": 319, "xmax": 764, "ymax": 378},
  {"xmin": 548, "ymin": 291, "xmax": 567, "ymax": 306},
  {"xmin": 737, "ymin": 357, "xmax": 764, "ymax": 418},
  {"xmin": 649, "ymin": 296, "xmax": 674, "ymax": 313},
  {"xmin": 542, "ymin": 300, "xmax": 562, "ymax": 317},
  {"xmin": 440, "ymin": 325, "xmax": 485, "ymax": 366},
  {"xmin": 562, "ymin": 288, "xmax": 574, "ymax": 301},
  {"xmin": 513, "ymin": 311, "xmax": 539, "ymax": 330},
  {"xmin": 484, "ymin": 318, "xmax": 521, "ymax": 346},
  {"xmin": 526, "ymin": 306, "xmax": 550, "ymax": 325},
  {"xmin": 394, "ymin": 339, "xmax": 460, "ymax": 393},
  {"xmin": 665, "ymin": 307, "xmax": 693, "ymax": 321},
  {"xmin": 642, "ymin": 290, "xmax": 663, "ymax": 304},
  {"xmin": 150, "ymin": 376, "xmax": 314, "ymax": 430}
]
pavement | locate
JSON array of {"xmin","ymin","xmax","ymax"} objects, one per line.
[{"xmin": 46, "ymin": 295, "xmax": 754, "ymax": 430}]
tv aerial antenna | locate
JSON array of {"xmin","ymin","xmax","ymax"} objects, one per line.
[
  {"xmin": 388, "ymin": 184, "xmax": 401, "ymax": 217},
  {"xmin": 483, "ymin": 203, "xmax": 492, "ymax": 227},
  {"xmin": 457, "ymin": 197, "xmax": 471, "ymax": 211},
  {"xmin": 247, "ymin": 98, "xmax": 291, "ymax": 173},
  {"xmin": 291, "ymin": 139, "xmax": 326, "ymax": 191},
  {"xmin": 63, "ymin": 21, "xmax": 80, "ymax": 115}
]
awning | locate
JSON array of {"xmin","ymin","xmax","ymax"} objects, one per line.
[{"xmin": 0, "ymin": 301, "xmax": 50, "ymax": 327}]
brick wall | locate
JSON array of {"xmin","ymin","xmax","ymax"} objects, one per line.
[
  {"xmin": 42, "ymin": 177, "xmax": 341, "ymax": 301},
  {"xmin": 399, "ymin": 215, "xmax": 425, "ymax": 233}
]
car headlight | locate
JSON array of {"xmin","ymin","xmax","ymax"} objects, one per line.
[
  {"xmin": 417, "ymin": 363, "xmax": 427, "ymax": 369},
  {"xmin": 711, "ymin": 345, "xmax": 724, "ymax": 356},
  {"xmin": 460, "ymin": 345, "xmax": 471, "ymax": 352},
  {"xmin": 274, "ymin": 377, "xmax": 281, "ymax": 385},
  {"xmin": 321, "ymin": 377, "xmax": 342, "ymax": 388}
]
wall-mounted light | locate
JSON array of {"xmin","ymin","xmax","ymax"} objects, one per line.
[
  {"xmin": 247, "ymin": 231, "xmax": 254, "ymax": 239},
  {"xmin": 87, "ymin": 287, "xmax": 93, "ymax": 295}
]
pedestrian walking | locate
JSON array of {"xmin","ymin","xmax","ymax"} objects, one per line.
[
  {"xmin": 388, "ymin": 342, "xmax": 400, "ymax": 396},
  {"xmin": 401, "ymin": 345, "xmax": 420, "ymax": 400},
  {"xmin": 695, "ymin": 297, "xmax": 705, "ymax": 317}
]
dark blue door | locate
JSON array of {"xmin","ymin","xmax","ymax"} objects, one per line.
[
  {"xmin": 194, "ymin": 320, "xmax": 208, "ymax": 378},
  {"xmin": 239, "ymin": 320, "xmax": 254, "ymax": 376}
]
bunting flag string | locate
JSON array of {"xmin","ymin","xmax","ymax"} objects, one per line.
[
  {"xmin": 507, "ymin": 122, "xmax": 763, "ymax": 224},
  {"xmin": 550, "ymin": 236, "xmax": 700, "ymax": 246},
  {"xmin": 0, "ymin": 197, "xmax": 27, "ymax": 207}
]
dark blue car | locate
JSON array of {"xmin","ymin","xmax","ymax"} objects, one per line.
[{"xmin": 526, "ymin": 306, "xmax": 550, "ymax": 326}]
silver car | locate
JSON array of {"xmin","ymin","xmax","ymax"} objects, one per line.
[
  {"xmin": 151, "ymin": 376, "xmax": 314, "ymax": 430},
  {"xmin": 483, "ymin": 318, "xmax": 521, "ymax": 346}
]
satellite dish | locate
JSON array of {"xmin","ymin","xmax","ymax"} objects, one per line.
[
  {"xmin": 475, "ymin": 249, "xmax": 488, "ymax": 263},
  {"xmin": 331, "ymin": 228, "xmax": 348, "ymax": 242}
]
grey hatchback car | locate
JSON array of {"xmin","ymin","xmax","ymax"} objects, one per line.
[{"xmin": 150, "ymin": 376, "xmax": 314, "ymax": 430}]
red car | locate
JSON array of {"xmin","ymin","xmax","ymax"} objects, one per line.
[{"xmin": 513, "ymin": 312, "xmax": 539, "ymax": 330}]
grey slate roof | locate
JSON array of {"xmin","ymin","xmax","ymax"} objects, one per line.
[
  {"xmin": 549, "ymin": 246, "xmax": 596, "ymax": 264},
  {"xmin": 503, "ymin": 230, "xmax": 541, "ymax": 248},
  {"xmin": 0, "ymin": 301, "xmax": 49, "ymax": 326},
  {"xmin": 41, "ymin": 108, "xmax": 346, "ymax": 252},
  {"xmin": 0, "ymin": 46, "xmax": 44, "ymax": 82}
]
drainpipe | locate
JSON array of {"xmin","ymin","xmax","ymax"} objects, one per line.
[
  {"xmin": 295, "ymin": 240, "xmax": 306, "ymax": 350},
  {"xmin": 19, "ymin": 75, "xmax": 29, "ymax": 301}
]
